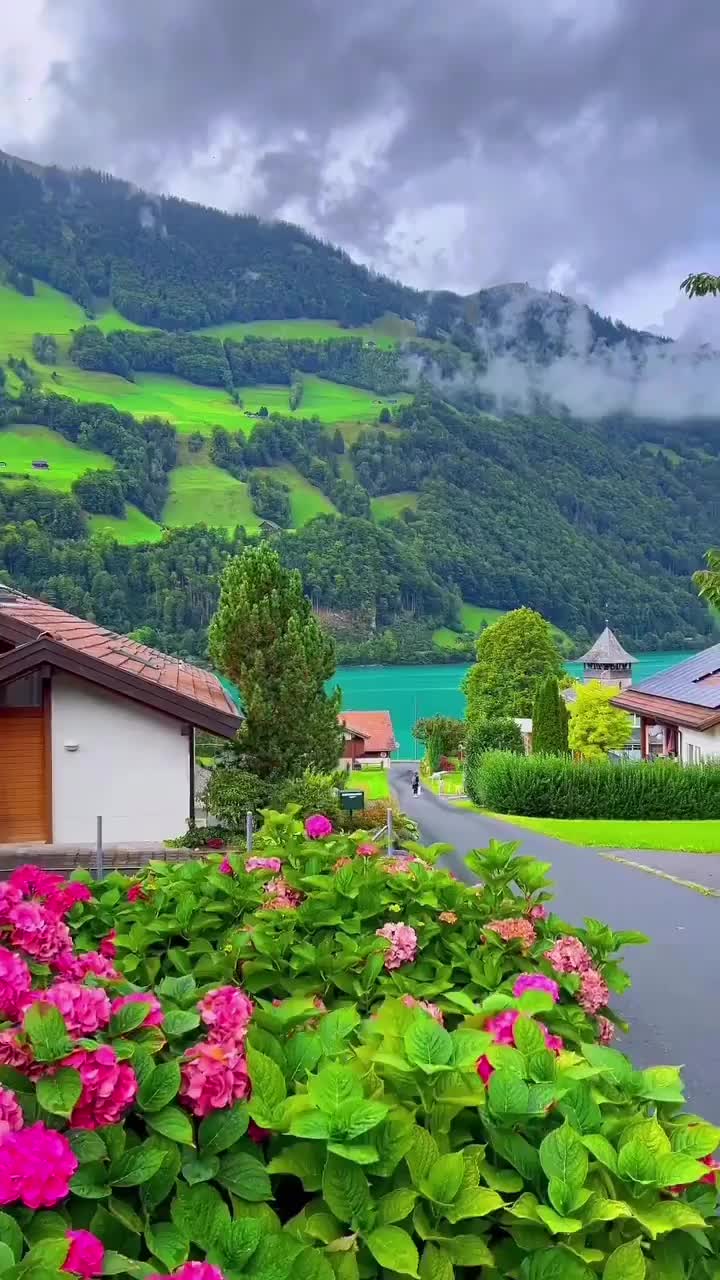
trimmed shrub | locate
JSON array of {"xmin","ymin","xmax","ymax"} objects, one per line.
[
  {"xmin": 272, "ymin": 770, "xmax": 343, "ymax": 824},
  {"xmin": 532, "ymin": 674, "xmax": 569, "ymax": 755},
  {"xmin": 205, "ymin": 766, "xmax": 273, "ymax": 827},
  {"xmin": 467, "ymin": 750, "xmax": 720, "ymax": 818},
  {"xmin": 466, "ymin": 718, "xmax": 524, "ymax": 771}
]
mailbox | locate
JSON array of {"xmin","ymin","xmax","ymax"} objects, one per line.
[{"xmin": 337, "ymin": 789, "xmax": 365, "ymax": 812}]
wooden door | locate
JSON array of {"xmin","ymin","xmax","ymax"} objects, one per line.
[{"xmin": 0, "ymin": 711, "xmax": 49, "ymax": 843}]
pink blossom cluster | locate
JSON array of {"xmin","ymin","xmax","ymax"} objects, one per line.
[
  {"xmin": 376, "ymin": 922, "xmax": 418, "ymax": 970},
  {"xmin": 54, "ymin": 950, "xmax": 119, "ymax": 981},
  {"xmin": 246, "ymin": 856, "xmax": 282, "ymax": 873},
  {"xmin": 0, "ymin": 1122, "xmax": 78, "ymax": 1208},
  {"xmin": 0, "ymin": 1030, "xmax": 34, "ymax": 1075},
  {"xmin": 24, "ymin": 983, "xmax": 111, "ymax": 1038},
  {"xmin": 0, "ymin": 946, "xmax": 32, "ymax": 1022},
  {"xmin": 486, "ymin": 918, "xmax": 537, "ymax": 949},
  {"xmin": 62, "ymin": 1046, "xmax": 138, "ymax": 1129},
  {"xmin": 597, "ymin": 1016, "xmax": 615, "ymax": 1046},
  {"xmin": 149, "ymin": 1265, "xmax": 225, "ymax": 1280},
  {"xmin": 111, "ymin": 991, "xmax": 164, "ymax": 1028},
  {"xmin": 512, "ymin": 973, "xmax": 560, "ymax": 1002},
  {"xmin": 305, "ymin": 814, "xmax": 333, "ymax": 839},
  {"xmin": 3, "ymin": 867, "xmax": 92, "ymax": 922},
  {"xmin": 8, "ymin": 902, "xmax": 71, "ymax": 963},
  {"xmin": 199, "ymin": 986, "xmax": 253, "ymax": 1045},
  {"xmin": 0, "ymin": 1087, "xmax": 24, "ymax": 1139},
  {"xmin": 544, "ymin": 936, "xmax": 610, "ymax": 1016},
  {"xmin": 127, "ymin": 883, "xmax": 147, "ymax": 902},
  {"xmin": 669, "ymin": 1154, "xmax": 720, "ymax": 1196},
  {"xmin": 402, "ymin": 994, "xmax": 444, "ymax": 1024},
  {"xmin": 63, "ymin": 1230, "xmax": 104, "ymax": 1278},
  {"xmin": 438, "ymin": 911, "xmax": 458, "ymax": 925},
  {"xmin": 476, "ymin": 1009, "xmax": 563, "ymax": 1084},
  {"xmin": 356, "ymin": 843, "xmax": 378, "ymax": 858},
  {"xmin": 179, "ymin": 1040, "xmax": 250, "ymax": 1117},
  {"xmin": 100, "ymin": 931, "xmax": 116, "ymax": 959},
  {"xmin": 263, "ymin": 877, "xmax": 304, "ymax": 910},
  {"xmin": 528, "ymin": 904, "xmax": 547, "ymax": 921}
]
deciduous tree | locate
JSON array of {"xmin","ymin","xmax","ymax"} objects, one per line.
[
  {"xmin": 463, "ymin": 607, "xmax": 563, "ymax": 721},
  {"xmin": 568, "ymin": 681, "xmax": 633, "ymax": 761}
]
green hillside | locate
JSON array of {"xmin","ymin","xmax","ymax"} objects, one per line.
[
  {"xmin": 164, "ymin": 460, "xmax": 258, "ymax": 532},
  {"xmin": 0, "ymin": 424, "xmax": 114, "ymax": 489},
  {"xmin": 86, "ymin": 506, "xmax": 164, "ymax": 544},
  {"xmin": 257, "ymin": 464, "xmax": 336, "ymax": 526}
]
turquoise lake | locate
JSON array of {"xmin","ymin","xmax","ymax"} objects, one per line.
[{"xmin": 332, "ymin": 652, "xmax": 694, "ymax": 758}]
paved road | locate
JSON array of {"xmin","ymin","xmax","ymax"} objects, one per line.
[{"xmin": 391, "ymin": 764, "xmax": 720, "ymax": 1120}]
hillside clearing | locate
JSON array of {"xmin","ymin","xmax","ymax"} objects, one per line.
[
  {"xmin": 86, "ymin": 506, "xmax": 164, "ymax": 545},
  {"xmin": 237, "ymin": 376, "xmax": 409, "ymax": 424},
  {"xmin": 201, "ymin": 315, "xmax": 406, "ymax": 348},
  {"xmin": 163, "ymin": 460, "xmax": 258, "ymax": 532},
  {"xmin": 257, "ymin": 464, "xmax": 336, "ymax": 526},
  {"xmin": 0, "ymin": 424, "xmax": 114, "ymax": 490},
  {"xmin": 370, "ymin": 491, "xmax": 418, "ymax": 521}
]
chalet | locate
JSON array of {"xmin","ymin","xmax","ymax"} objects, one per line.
[
  {"xmin": 0, "ymin": 586, "xmax": 241, "ymax": 845},
  {"xmin": 340, "ymin": 711, "xmax": 398, "ymax": 769},
  {"xmin": 613, "ymin": 642, "xmax": 720, "ymax": 763}
]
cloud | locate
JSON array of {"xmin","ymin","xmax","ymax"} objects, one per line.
[{"xmin": 2, "ymin": 0, "xmax": 720, "ymax": 337}]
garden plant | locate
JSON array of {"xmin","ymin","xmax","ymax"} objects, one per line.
[{"xmin": 0, "ymin": 812, "xmax": 717, "ymax": 1279}]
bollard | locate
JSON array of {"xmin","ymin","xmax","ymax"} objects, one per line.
[
  {"xmin": 95, "ymin": 815, "xmax": 104, "ymax": 881},
  {"xmin": 246, "ymin": 811, "xmax": 254, "ymax": 853},
  {"xmin": 386, "ymin": 807, "xmax": 394, "ymax": 856}
]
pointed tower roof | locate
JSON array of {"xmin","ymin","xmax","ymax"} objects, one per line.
[{"xmin": 578, "ymin": 626, "xmax": 636, "ymax": 666}]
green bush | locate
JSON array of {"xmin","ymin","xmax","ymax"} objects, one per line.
[
  {"xmin": 466, "ymin": 718, "xmax": 524, "ymax": 770},
  {"xmin": 467, "ymin": 750, "xmax": 720, "ymax": 818},
  {"xmin": 272, "ymin": 771, "xmax": 344, "ymax": 824},
  {"xmin": 205, "ymin": 766, "xmax": 274, "ymax": 827}
]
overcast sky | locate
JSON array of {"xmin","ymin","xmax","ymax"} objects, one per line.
[{"xmin": 3, "ymin": 0, "xmax": 720, "ymax": 340}]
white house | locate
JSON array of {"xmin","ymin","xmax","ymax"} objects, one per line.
[
  {"xmin": 613, "ymin": 642, "xmax": 720, "ymax": 763},
  {"xmin": 0, "ymin": 586, "xmax": 241, "ymax": 844}
]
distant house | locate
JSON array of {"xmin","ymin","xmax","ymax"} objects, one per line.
[
  {"xmin": 31, "ymin": 460, "xmax": 49, "ymax": 470},
  {"xmin": 0, "ymin": 586, "xmax": 241, "ymax": 844},
  {"xmin": 340, "ymin": 711, "xmax": 398, "ymax": 769},
  {"xmin": 613, "ymin": 642, "xmax": 720, "ymax": 763}
]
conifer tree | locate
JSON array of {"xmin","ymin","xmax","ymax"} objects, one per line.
[
  {"xmin": 209, "ymin": 544, "xmax": 344, "ymax": 780},
  {"xmin": 532, "ymin": 674, "xmax": 569, "ymax": 755}
]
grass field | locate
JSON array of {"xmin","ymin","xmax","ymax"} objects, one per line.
[
  {"xmin": 237, "ymin": 377, "xmax": 408, "ymax": 424},
  {"xmin": 163, "ymin": 460, "xmax": 258, "ymax": 532},
  {"xmin": 257, "ymin": 465, "xmax": 336, "ymax": 527},
  {"xmin": 86, "ymin": 506, "xmax": 164, "ymax": 545},
  {"xmin": 353, "ymin": 768, "xmax": 391, "ymax": 801},
  {"xmin": 202, "ymin": 315, "xmax": 406, "ymax": 349},
  {"xmin": 483, "ymin": 814, "xmax": 720, "ymax": 855},
  {"xmin": 0, "ymin": 424, "xmax": 114, "ymax": 490},
  {"xmin": 370, "ymin": 492, "xmax": 418, "ymax": 521}
]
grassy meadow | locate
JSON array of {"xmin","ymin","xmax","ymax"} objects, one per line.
[
  {"xmin": 163, "ymin": 460, "xmax": 258, "ymax": 533},
  {"xmin": 86, "ymin": 506, "xmax": 164, "ymax": 545},
  {"xmin": 257, "ymin": 464, "xmax": 336, "ymax": 526},
  {"xmin": 370, "ymin": 491, "xmax": 419, "ymax": 521},
  {"xmin": 237, "ymin": 376, "xmax": 408, "ymax": 425},
  {"xmin": 0, "ymin": 424, "xmax": 114, "ymax": 490},
  {"xmin": 202, "ymin": 315, "xmax": 408, "ymax": 349}
]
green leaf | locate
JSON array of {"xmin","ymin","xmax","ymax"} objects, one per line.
[
  {"xmin": 109, "ymin": 1142, "xmax": 167, "ymax": 1187},
  {"xmin": 290, "ymin": 1111, "xmax": 331, "ymax": 1139},
  {"xmin": 672, "ymin": 1122, "xmax": 720, "ymax": 1158},
  {"xmin": 539, "ymin": 1124, "xmax": 588, "ymax": 1192},
  {"xmin": 22, "ymin": 1003, "xmax": 73, "ymax": 1063},
  {"xmin": 245, "ymin": 1230, "xmax": 303, "ymax": 1278},
  {"xmin": 444, "ymin": 1188, "xmax": 503, "ymax": 1223},
  {"xmin": 513, "ymin": 1016, "xmax": 548, "ymax": 1058},
  {"xmin": 294, "ymin": 1246, "xmax": 335, "ymax": 1280},
  {"xmin": 285, "ymin": 1033, "xmax": 322, "ymax": 1081},
  {"xmin": 163, "ymin": 1009, "xmax": 201, "ymax": 1038},
  {"xmin": 580, "ymin": 1196, "xmax": 632, "ymax": 1226},
  {"xmin": 181, "ymin": 1153, "xmax": 220, "ymax": 1184},
  {"xmin": 487, "ymin": 1069, "xmax": 529, "ymax": 1117},
  {"xmin": 536, "ymin": 1205, "xmax": 583, "ymax": 1234},
  {"xmin": 158, "ymin": 975, "xmax": 197, "ymax": 1002},
  {"xmin": 322, "ymin": 1153, "xmax": 371, "ymax": 1226},
  {"xmin": 199, "ymin": 1103, "xmax": 249, "ymax": 1154},
  {"xmin": 145, "ymin": 1222, "xmax": 189, "ymax": 1271},
  {"xmin": 0, "ymin": 1242, "xmax": 15, "ymax": 1274},
  {"xmin": 109, "ymin": 1000, "xmax": 152, "ymax": 1037},
  {"xmin": 443, "ymin": 1236, "xmax": 493, "ymax": 1267},
  {"xmin": 218, "ymin": 1151, "xmax": 271, "ymax": 1201},
  {"xmin": 637, "ymin": 1066, "xmax": 685, "ymax": 1104},
  {"xmin": 319, "ymin": 1008, "xmax": 360, "ymax": 1056},
  {"xmin": 421, "ymin": 1153, "xmax": 464, "ymax": 1206},
  {"xmin": 366, "ymin": 1227, "xmax": 420, "ymax": 1277},
  {"xmin": 308, "ymin": 1065, "xmax": 363, "ymax": 1113},
  {"xmin": 655, "ymin": 1153, "xmax": 707, "ymax": 1188},
  {"xmin": 376, "ymin": 1189, "xmax": 417, "ymax": 1225},
  {"xmin": 630, "ymin": 1198, "xmax": 706, "ymax": 1239},
  {"xmin": 0, "ymin": 1212, "xmax": 23, "ymax": 1262},
  {"xmin": 448, "ymin": 1029, "xmax": 491, "ymax": 1067},
  {"xmin": 109, "ymin": 1198, "xmax": 144, "ymax": 1234},
  {"xmin": 526, "ymin": 1246, "xmax": 594, "ymax": 1280},
  {"xmin": 214, "ymin": 1218, "xmax": 262, "ymax": 1271},
  {"xmin": 580, "ymin": 1044, "xmax": 632, "ymax": 1083},
  {"xmin": 248, "ymin": 1046, "xmax": 287, "ymax": 1121},
  {"xmin": 145, "ymin": 1105, "xmax": 195, "ymax": 1145},
  {"xmin": 138, "ymin": 1061, "xmax": 181, "ymax": 1112},
  {"xmin": 268, "ymin": 1143, "xmax": 326, "ymax": 1191},
  {"xmin": 604, "ymin": 1240, "xmax": 645, "ymax": 1280},
  {"xmin": 406, "ymin": 1129, "xmax": 440, "ymax": 1186},
  {"xmin": 404, "ymin": 1019, "xmax": 453, "ymax": 1072},
  {"xmin": 70, "ymin": 1162, "xmax": 110, "ymax": 1199},
  {"xmin": 326, "ymin": 1142, "xmax": 378, "ymax": 1164},
  {"xmin": 581, "ymin": 1134, "xmax": 618, "ymax": 1174},
  {"xmin": 21, "ymin": 1237, "xmax": 71, "ymax": 1271},
  {"xmin": 102, "ymin": 1251, "xmax": 155, "ymax": 1277},
  {"xmin": 36, "ymin": 1067, "xmax": 82, "ymax": 1119},
  {"xmin": 330, "ymin": 1100, "xmax": 388, "ymax": 1139},
  {"xmin": 67, "ymin": 1130, "xmax": 107, "ymax": 1163},
  {"xmin": 419, "ymin": 1243, "xmax": 453, "ymax": 1280},
  {"xmin": 490, "ymin": 1129, "xmax": 541, "ymax": 1182},
  {"xmin": 171, "ymin": 1182, "xmax": 231, "ymax": 1251},
  {"xmin": 617, "ymin": 1141, "xmax": 657, "ymax": 1186}
]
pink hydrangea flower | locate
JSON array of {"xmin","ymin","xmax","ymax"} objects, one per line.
[
  {"xmin": 333, "ymin": 857, "xmax": 352, "ymax": 871},
  {"xmin": 597, "ymin": 1016, "xmax": 615, "ymax": 1046},
  {"xmin": 356, "ymin": 844, "xmax": 378, "ymax": 858},
  {"xmin": 0, "ymin": 883, "xmax": 22, "ymax": 924},
  {"xmin": 263, "ymin": 878, "xmax": 303, "ymax": 910},
  {"xmin": 62, "ymin": 1047, "xmax": 138, "ymax": 1129},
  {"xmin": 148, "ymin": 1266, "xmax": 225, "ymax": 1280},
  {"xmin": 54, "ymin": 951, "xmax": 119, "ymax": 981},
  {"xmin": 486, "ymin": 918, "xmax": 537, "ymax": 949},
  {"xmin": 26, "ymin": 983, "xmax": 111, "ymax": 1038},
  {"xmin": 376, "ymin": 922, "xmax": 418, "ymax": 970},
  {"xmin": 99, "ymin": 932, "xmax": 117, "ymax": 960},
  {"xmin": 219, "ymin": 858, "xmax": 233, "ymax": 876},
  {"xmin": 63, "ymin": 1230, "xmax": 104, "ymax": 1279},
  {"xmin": 245, "ymin": 857, "xmax": 282, "ymax": 873},
  {"xmin": 305, "ymin": 814, "xmax": 333, "ymax": 839},
  {"xmin": 669, "ymin": 1154, "xmax": 720, "ymax": 1196},
  {"xmin": 0, "ymin": 1087, "xmax": 24, "ymax": 1139},
  {"xmin": 0, "ymin": 1030, "xmax": 34, "ymax": 1075},
  {"xmin": 512, "ymin": 973, "xmax": 560, "ymax": 1003},
  {"xmin": 110, "ymin": 992, "xmax": 164, "ymax": 1028},
  {"xmin": 9, "ymin": 903, "xmax": 71, "ymax": 962},
  {"xmin": 0, "ymin": 1122, "xmax": 78, "ymax": 1208},
  {"xmin": 0, "ymin": 946, "xmax": 32, "ymax": 1022},
  {"xmin": 199, "ymin": 987, "xmax": 253, "ymax": 1045},
  {"xmin": 438, "ymin": 911, "xmax": 458, "ymax": 924},
  {"xmin": 545, "ymin": 936, "xmax": 592, "ymax": 974},
  {"xmin": 45, "ymin": 883, "xmax": 93, "ymax": 918},
  {"xmin": 9, "ymin": 866, "xmax": 65, "ymax": 899},
  {"xmin": 578, "ymin": 968, "xmax": 610, "ymax": 1015},
  {"xmin": 476, "ymin": 1010, "xmax": 564, "ymax": 1084},
  {"xmin": 179, "ymin": 1040, "xmax": 250, "ymax": 1117},
  {"xmin": 528, "ymin": 904, "xmax": 548, "ymax": 921},
  {"xmin": 127, "ymin": 883, "xmax": 147, "ymax": 902},
  {"xmin": 384, "ymin": 857, "xmax": 416, "ymax": 876},
  {"xmin": 402, "ymin": 995, "xmax": 444, "ymax": 1025}
]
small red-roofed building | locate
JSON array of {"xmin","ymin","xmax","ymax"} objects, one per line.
[
  {"xmin": 339, "ymin": 711, "xmax": 398, "ymax": 769},
  {"xmin": 0, "ymin": 584, "xmax": 241, "ymax": 844}
]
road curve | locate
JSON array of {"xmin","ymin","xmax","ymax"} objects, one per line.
[{"xmin": 390, "ymin": 763, "xmax": 720, "ymax": 1120}]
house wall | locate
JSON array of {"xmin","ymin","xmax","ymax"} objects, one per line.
[
  {"xmin": 51, "ymin": 674, "xmax": 190, "ymax": 843},
  {"xmin": 681, "ymin": 724, "xmax": 720, "ymax": 763}
]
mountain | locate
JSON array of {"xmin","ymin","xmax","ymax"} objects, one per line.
[{"xmin": 0, "ymin": 150, "xmax": 718, "ymax": 663}]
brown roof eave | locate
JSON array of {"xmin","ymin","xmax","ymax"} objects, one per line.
[
  {"xmin": 612, "ymin": 690, "xmax": 720, "ymax": 730},
  {"xmin": 0, "ymin": 639, "xmax": 242, "ymax": 738}
]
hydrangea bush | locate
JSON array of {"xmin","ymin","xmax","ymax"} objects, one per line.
[{"xmin": 0, "ymin": 815, "xmax": 716, "ymax": 1278}]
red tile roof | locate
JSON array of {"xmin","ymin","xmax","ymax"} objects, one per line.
[
  {"xmin": 340, "ymin": 711, "xmax": 397, "ymax": 753},
  {"xmin": 0, "ymin": 587, "xmax": 239, "ymax": 728}
]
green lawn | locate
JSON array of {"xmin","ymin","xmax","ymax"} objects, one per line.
[
  {"xmin": 237, "ymin": 376, "xmax": 409, "ymax": 424},
  {"xmin": 353, "ymin": 769, "xmax": 390, "ymax": 801},
  {"xmin": 370, "ymin": 492, "xmax": 418, "ymax": 521},
  {"xmin": 163, "ymin": 461, "xmax": 259, "ymax": 532},
  {"xmin": 0, "ymin": 424, "xmax": 114, "ymax": 490},
  {"xmin": 484, "ymin": 814, "xmax": 720, "ymax": 855},
  {"xmin": 425, "ymin": 770, "xmax": 465, "ymax": 797},
  {"xmin": 257, "ymin": 465, "xmax": 336, "ymax": 526},
  {"xmin": 460, "ymin": 603, "xmax": 505, "ymax": 629},
  {"xmin": 86, "ymin": 506, "xmax": 164, "ymax": 545},
  {"xmin": 201, "ymin": 316, "xmax": 404, "ymax": 349}
]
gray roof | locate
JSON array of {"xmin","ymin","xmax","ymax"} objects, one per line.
[
  {"xmin": 578, "ymin": 626, "xmax": 636, "ymax": 666},
  {"xmin": 631, "ymin": 642, "xmax": 720, "ymax": 709}
]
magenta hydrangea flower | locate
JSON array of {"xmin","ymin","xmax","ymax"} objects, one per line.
[
  {"xmin": 179, "ymin": 1040, "xmax": 250, "ymax": 1117},
  {"xmin": 0, "ymin": 1122, "xmax": 78, "ymax": 1208},
  {"xmin": 578, "ymin": 968, "xmax": 610, "ymax": 1015},
  {"xmin": 99, "ymin": 931, "xmax": 117, "ymax": 960},
  {"xmin": 545, "ymin": 936, "xmax": 592, "ymax": 974},
  {"xmin": 25, "ymin": 983, "xmax": 111, "ymax": 1038},
  {"xmin": 126, "ymin": 883, "xmax": 147, "ymax": 902},
  {"xmin": 512, "ymin": 973, "xmax": 560, "ymax": 1003},
  {"xmin": 356, "ymin": 843, "xmax": 378, "ymax": 858},
  {"xmin": 9, "ymin": 866, "xmax": 65, "ymax": 899},
  {"xmin": 45, "ymin": 883, "xmax": 93, "ymax": 918},
  {"xmin": 0, "ymin": 1087, "xmax": 24, "ymax": 1139},
  {"xmin": 110, "ymin": 992, "xmax": 164, "ymax": 1028},
  {"xmin": 63, "ymin": 1230, "xmax": 105, "ymax": 1279},
  {"xmin": 263, "ymin": 878, "xmax": 303, "ymax": 910},
  {"xmin": 149, "ymin": 1266, "xmax": 226, "ymax": 1280},
  {"xmin": 376, "ymin": 922, "xmax": 418, "ymax": 970},
  {"xmin": 528, "ymin": 904, "xmax": 548, "ymax": 921},
  {"xmin": 199, "ymin": 987, "xmax": 253, "ymax": 1044},
  {"xmin": 0, "ymin": 883, "xmax": 22, "ymax": 924},
  {"xmin": 402, "ymin": 995, "xmax": 444, "ymax": 1024},
  {"xmin": 54, "ymin": 950, "xmax": 119, "ymax": 981},
  {"xmin": 305, "ymin": 814, "xmax": 333, "ymax": 839},
  {"xmin": 219, "ymin": 857, "xmax": 233, "ymax": 875},
  {"xmin": 62, "ymin": 1047, "xmax": 138, "ymax": 1130},
  {"xmin": 0, "ymin": 946, "xmax": 32, "ymax": 1022},
  {"xmin": 476, "ymin": 1009, "xmax": 564, "ymax": 1085},
  {"xmin": 597, "ymin": 1016, "xmax": 615, "ymax": 1046},
  {"xmin": 245, "ymin": 856, "xmax": 282, "ymax": 873},
  {"xmin": 9, "ymin": 903, "xmax": 72, "ymax": 962},
  {"xmin": 0, "ymin": 1030, "xmax": 34, "ymax": 1075}
]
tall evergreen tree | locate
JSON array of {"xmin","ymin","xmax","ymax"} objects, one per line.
[
  {"xmin": 208, "ymin": 544, "xmax": 344, "ymax": 780},
  {"xmin": 532, "ymin": 675, "xmax": 569, "ymax": 755}
]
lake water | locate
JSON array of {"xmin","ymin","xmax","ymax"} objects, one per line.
[{"xmin": 332, "ymin": 652, "xmax": 694, "ymax": 758}]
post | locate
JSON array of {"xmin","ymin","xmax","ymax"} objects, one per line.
[
  {"xmin": 95, "ymin": 815, "xmax": 104, "ymax": 882},
  {"xmin": 246, "ymin": 811, "xmax": 254, "ymax": 853},
  {"xmin": 386, "ymin": 807, "xmax": 394, "ymax": 856}
]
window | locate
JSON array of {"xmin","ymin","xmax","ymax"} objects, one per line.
[
  {"xmin": 0, "ymin": 674, "xmax": 42, "ymax": 708},
  {"xmin": 686, "ymin": 742, "xmax": 702, "ymax": 765}
]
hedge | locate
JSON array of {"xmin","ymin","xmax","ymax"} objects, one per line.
[{"xmin": 466, "ymin": 750, "xmax": 720, "ymax": 819}]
